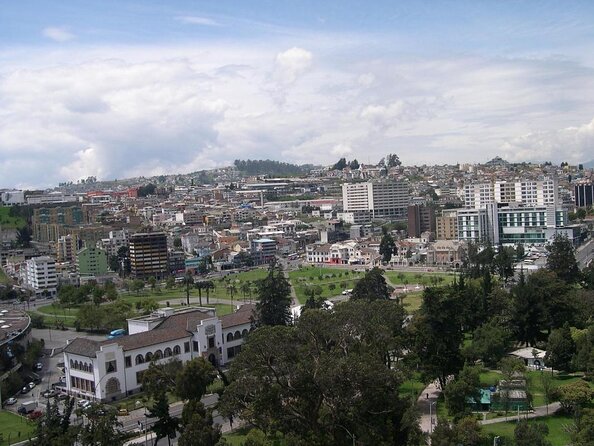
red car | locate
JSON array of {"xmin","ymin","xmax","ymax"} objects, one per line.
[{"xmin": 28, "ymin": 410, "xmax": 43, "ymax": 421}]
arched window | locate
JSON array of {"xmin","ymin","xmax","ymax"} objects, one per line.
[
  {"xmin": 135, "ymin": 354, "xmax": 144, "ymax": 365},
  {"xmin": 70, "ymin": 359, "xmax": 74, "ymax": 368},
  {"xmin": 164, "ymin": 348, "xmax": 172, "ymax": 357},
  {"xmin": 145, "ymin": 352, "xmax": 153, "ymax": 362},
  {"xmin": 173, "ymin": 345, "xmax": 181, "ymax": 355},
  {"xmin": 89, "ymin": 364, "xmax": 93, "ymax": 373},
  {"xmin": 74, "ymin": 360, "xmax": 80, "ymax": 370},
  {"xmin": 241, "ymin": 329, "xmax": 248, "ymax": 338},
  {"xmin": 105, "ymin": 377, "xmax": 121, "ymax": 395},
  {"xmin": 234, "ymin": 331, "xmax": 241, "ymax": 340},
  {"xmin": 83, "ymin": 363, "xmax": 88, "ymax": 372},
  {"xmin": 154, "ymin": 350, "xmax": 163, "ymax": 360},
  {"xmin": 226, "ymin": 333, "xmax": 234, "ymax": 342}
]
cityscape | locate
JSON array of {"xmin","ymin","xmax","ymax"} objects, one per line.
[{"xmin": 2, "ymin": 2, "xmax": 594, "ymax": 446}]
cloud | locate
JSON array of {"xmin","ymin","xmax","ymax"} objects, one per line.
[
  {"xmin": 42, "ymin": 27, "xmax": 75, "ymax": 42},
  {"xmin": 274, "ymin": 47, "xmax": 313, "ymax": 84},
  {"xmin": 1, "ymin": 41, "xmax": 594, "ymax": 188},
  {"xmin": 176, "ymin": 16, "xmax": 221, "ymax": 26}
]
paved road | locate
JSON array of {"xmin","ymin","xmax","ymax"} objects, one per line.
[
  {"xmin": 417, "ymin": 381, "xmax": 441, "ymax": 437},
  {"xmin": 576, "ymin": 237, "xmax": 594, "ymax": 268},
  {"xmin": 480, "ymin": 402, "xmax": 562, "ymax": 425}
]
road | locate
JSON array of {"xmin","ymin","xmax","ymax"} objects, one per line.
[{"xmin": 576, "ymin": 237, "xmax": 594, "ymax": 268}]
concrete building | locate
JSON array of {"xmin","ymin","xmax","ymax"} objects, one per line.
[
  {"xmin": 436, "ymin": 210, "xmax": 458, "ymax": 240},
  {"xmin": 407, "ymin": 204, "xmax": 436, "ymax": 237},
  {"xmin": 129, "ymin": 232, "xmax": 168, "ymax": 280},
  {"xmin": 341, "ymin": 180, "xmax": 408, "ymax": 223},
  {"xmin": 77, "ymin": 246, "xmax": 109, "ymax": 278},
  {"xmin": 56, "ymin": 234, "xmax": 79, "ymax": 263},
  {"xmin": 98, "ymin": 230, "xmax": 129, "ymax": 258},
  {"xmin": 21, "ymin": 256, "xmax": 57, "ymax": 297},
  {"xmin": 0, "ymin": 190, "xmax": 25, "ymax": 206},
  {"xmin": 456, "ymin": 209, "xmax": 488, "ymax": 242},
  {"xmin": 62, "ymin": 305, "xmax": 254, "ymax": 402},
  {"xmin": 250, "ymin": 238, "xmax": 277, "ymax": 265},
  {"xmin": 463, "ymin": 179, "xmax": 558, "ymax": 209},
  {"xmin": 575, "ymin": 182, "xmax": 594, "ymax": 208}
]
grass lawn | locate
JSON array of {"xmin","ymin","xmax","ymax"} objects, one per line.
[
  {"xmin": 479, "ymin": 369, "xmax": 502, "ymax": 387},
  {"xmin": 0, "ymin": 207, "xmax": 26, "ymax": 229},
  {"xmin": 482, "ymin": 414, "xmax": 574, "ymax": 446},
  {"xmin": 399, "ymin": 373, "xmax": 425, "ymax": 401},
  {"xmin": 384, "ymin": 271, "xmax": 454, "ymax": 287},
  {"xmin": 527, "ymin": 371, "xmax": 594, "ymax": 407},
  {"xmin": 289, "ymin": 267, "xmax": 365, "ymax": 304},
  {"xmin": 400, "ymin": 292, "xmax": 423, "ymax": 313},
  {"xmin": 0, "ymin": 410, "xmax": 36, "ymax": 445}
]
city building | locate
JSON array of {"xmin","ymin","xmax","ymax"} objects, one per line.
[
  {"xmin": 407, "ymin": 204, "xmax": 436, "ymax": 237},
  {"xmin": 341, "ymin": 180, "xmax": 408, "ymax": 223},
  {"xmin": 129, "ymin": 232, "xmax": 168, "ymax": 280},
  {"xmin": 21, "ymin": 256, "xmax": 57, "ymax": 297},
  {"xmin": 463, "ymin": 179, "xmax": 558, "ymax": 209},
  {"xmin": 77, "ymin": 246, "xmax": 109, "ymax": 278},
  {"xmin": 0, "ymin": 190, "xmax": 25, "ymax": 206},
  {"xmin": 575, "ymin": 182, "xmax": 594, "ymax": 208},
  {"xmin": 436, "ymin": 210, "xmax": 458, "ymax": 240},
  {"xmin": 62, "ymin": 305, "xmax": 254, "ymax": 402},
  {"xmin": 56, "ymin": 234, "xmax": 79, "ymax": 263},
  {"xmin": 250, "ymin": 238, "xmax": 277, "ymax": 265}
]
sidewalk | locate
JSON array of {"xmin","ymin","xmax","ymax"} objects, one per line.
[
  {"xmin": 480, "ymin": 402, "xmax": 561, "ymax": 425},
  {"xmin": 417, "ymin": 381, "xmax": 441, "ymax": 435}
]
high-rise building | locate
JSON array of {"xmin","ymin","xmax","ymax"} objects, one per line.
[
  {"xmin": 436, "ymin": 210, "xmax": 458, "ymax": 240},
  {"xmin": 342, "ymin": 180, "xmax": 408, "ymax": 223},
  {"xmin": 129, "ymin": 232, "xmax": 168, "ymax": 280},
  {"xmin": 21, "ymin": 256, "xmax": 57, "ymax": 297},
  {"xmin": 407, "ymin": 205, "xmax": 436, "ymax": 237},
  {"xmin": 464, "ymin": 179, "xmax": 558, "ymax": 209},
  {"xmin": 575, "ymin": 183, "xmax": 594, "ymax": 208},
  {"xmin": 250, "ymin": 238, "xmax": 277, "ymax": 265},
  {"xmin": 77, "ymin": 246, "xmax": 109, "ymax": 278},
  {"xmin": 56, "ymin": 234, "xmax": 79, "ymax": 263}
]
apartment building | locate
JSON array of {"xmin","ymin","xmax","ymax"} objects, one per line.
[
  {"xmin": 129, "ymin": 232, "xmax": 168, "ymax": 280},
  {"xmin": 77, "ymin": 246, "xmax": 109, "ymax": 278},
  {"xmin": 436, "ymin": 210, "xmax": 458, "ymax": 240},
  {"xmin": 21, "ymin": 256, "xmax": 57, "ymax": 297},
  {"xmin": 342, "ymin": 180, "xmax": 408, "ymax": 223},
  {"xmin": 56, "ymin": 234, "xmax": 79, "ymax": 263},
  {"xmin": 464, "ymin": 179, "xmax": 558, "ymax": 209},
  {"xmin": 407, "ymin": 204, "xmax": 436, "ymax": 237},
  {"xmin": 575, "ymin": 182, "xmax": 594, "ymax": 208},
  {"xmin": 250, "ymin": 238, "xmax": 277, "ymax": 265}
]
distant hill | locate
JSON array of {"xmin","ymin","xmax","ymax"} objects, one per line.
[{"xmin": 233, "ymin": 159, "xmax": 314, "ymax": 176}]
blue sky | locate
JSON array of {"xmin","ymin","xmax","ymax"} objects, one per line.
[{"xmin": 2, "ymin": 1, "xmax": 594, "ymax": 187}]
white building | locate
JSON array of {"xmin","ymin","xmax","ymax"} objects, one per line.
[
  {"xmin": 463, "ymin": 179, "xmax": 558, "ymax": 209},
  {"xmin": 21, "ymin": 256, "xmax": 57, "ymax": 297},
  {"xmin": 341, "ymin": 180, "xmax": 408, "ymax": 223},
  {"xmin": 0, "ymin": 190, "xmax": 25, "ymax": 206},
  {"xmin": 63, "ymin": 305, "xmax": 254, "ymax": 402},
  {"xmin": 97, "ymin": 230, "xmax": 129, "ymax": 258}
]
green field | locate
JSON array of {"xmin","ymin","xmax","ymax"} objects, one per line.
[
  {"xmin": 384, "ymin": 271, "xmax": 454, "ymax": 287},
  {"xmin": 289, "ymin": 266, "xmax": 365, "ymax": 304},
  {"xmin": 0, "ymin": 207, "xmax": 26, "ymax": 229},
  {"xmin": 400, "ymin": 292, "xmax": 423, "ymax": 313},
  {"xmin": 482, "ymin": 414, "xmax": 574, "ymax": 445},
  {"xmin": 526, "ymin": 371, "xmax": 594, "ymax": 406},
  {"xmin": 0, "ymin": 410, "xmax": 36, "ymax": 445}
]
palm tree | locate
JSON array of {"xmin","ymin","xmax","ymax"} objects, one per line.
[
  {"xmin": 240, "ymin": 282, "xmax": 251, "ymax": 303},
  {"xmin": 204, "ymin": 280, "xmax": 214, "ymax": 304},
  {"xmin": 195, "ymin": 281, "xmax": 205, "ymax": 306},
  {"xmin": 183, "ymin": 271, "xmax": 194, "ymax": 305},
  {"xmin": 226, "ymin": 284, "xmax": 237, "ymax": 307}
]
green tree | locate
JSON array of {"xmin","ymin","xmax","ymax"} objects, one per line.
[
  {"xmin": 546, "ymin": 234, "xmax": 580, "ymax": 283},
  {"xmin": 556, "ymin": 380, "xmax": 594, "ymax": 414},
  {"xmin": 539, "ymin": 371, "xmax": 555, "ymax": 416},
  {"xmin": 351, "ymin": 267, "xmax": 391, "ymax": 301},
  {"xmin": 443, "ymin": 364, "xmax": 481, "ymax": 420},
  {"xmin": 571, "ymin": 408, "xmax": 594, "ymax": 446},
  {"xmin": 463, "ymin": 319, "xmax": 512, "ymax": 367},
  {"xmin": 148, "ymin": 276, "xmax": 157, "ymax": 290},
  {"xmin": 166, "ymin": 276, "xmax": 175, "ymax": 289},
  {"xmin": 79, "ymin": 404, "xmax": 124, "ymax": 446},
  {"xmin": 254, "ymin": 260, "xmax": 292, "ymax": 326},
  {"xmin": 178, "ymin": 402, "xmax": 221, "ymax": 446},
  {"xmin": 183, "ymin": 271, "xmax": 194, "ymax": 305},
  {"xmin": 379, "ymin": 232, "xmax": 396, "ymax": 263},
  {"xmin": 545, "ymin": 323, "xmax": 575, "ymax": 372},
  {"xmin": 175, "ymin": 357, "xmax": 216, "ymax": 401},
  {"xmin": 148, "ymin": 390, "xmax": 179, "ymax": 446},
  {"xmin": 514, "ymin": 420, "xmax": 551, "ymax": 446},
  {"xmin": 31, "ymin": 397, "xmax": 77, "ymax": 446},
  {"xmin": 494, "ymin": 245, "xmax": 515, "ymax": 283}
]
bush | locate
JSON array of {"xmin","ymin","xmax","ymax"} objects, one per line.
[{"xmin": 29, "ymin": 313, "xmax": 45, "ymax": 328}]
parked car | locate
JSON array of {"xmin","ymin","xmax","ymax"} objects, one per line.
[
  {"xmin": 28, "ymin": 410, "xmax": 43, "ymax": 421},
  {"xmin": 34, "ymin": 362, "xmax": 43, "ymax": 371},
  {"xmin": 42, "ymin": 389, "xmax": 57, "ymax": 398},
  {"xmin": 56, "ymin": 393, "xmax": 68, "ymax": 401},
  {"xmin": 4, "ymin": 397, "xmax": 18, "ymax": 406},
  {"xmin": 21, "ymin": 386, "xmax": 30, "ymax": 394},
  {"xmin": 117, "ymin": 408, "xmax": 129, "ymax": 416},
  {"xmin": 28, "ymin": 382, "xmax": 36, "ymax": 390},
  {"xmin": 78, "ymin": 400, "xmax": 91, "ymax": 409}
]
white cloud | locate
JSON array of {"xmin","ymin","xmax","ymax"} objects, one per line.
[
  {"xmin": 176, "ymin": 16, "xmax": 221, "ymax": 26},
  {"xmin": 274, "ymin": 47, "xmax": 313, "ymax": 84},
  {"xmin": 42, "ymin": 27, "xmax": 75, "ymax": 42},
  {"xmin": 1, "ymin": 41, "xmax": 594, "ymax": 188}
]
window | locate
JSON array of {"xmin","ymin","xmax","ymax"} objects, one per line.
[
  {"xmin": 145, "ymin": 352, "xmax": 153, "ymax": 362},
  {"xmin": 173, "ymin": 345, "xmax": 181, "ymax": 355},
  {"xmin": 208, "ymin": 337, "xmax": 215, "ymax": 349},
  {"xmin": 193, "ymin": 341, "xmax": 199, "ymax": 352},
  {"xmin": 226, "ymin": 333, "xmax": 233, "ymax": 343},
  {"xmin": 125, "ymin": 356, "xmax": 132, "ymax": 368},
  {"xmin": 135, "ymin": 354, "xmax": 144, "ymax": 365},
  {"xmin": 154, "ymin": 350, "xmax": 163, "ymax": 359},
  {"xmin": 164, "ymin": 347, "xmax": 172, "ymax": 358},
  {"xmin": 184, "ymin": 342, "xmax": 190, "ymax": 353},
  {"xmin": 105, "ymin": 360, "xmax": 117, "ymax": 374}
]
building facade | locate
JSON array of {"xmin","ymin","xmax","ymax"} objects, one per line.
[
  {"xmin": 407, "ymin": 204, "xmax": 436, "ymax": 238},
  {"xmin": 77, "ymin": 246, "xmax": 109, "ymax": 278},
  {"xmin": 129, "ymin": 232, "xmax": 168, "ymax": 280},
  {"xmin": 21, "ymin": 256, "xmax": 57, "ymax": 297},
  {"xmin": 575, "ymin": 183, "xmax": 594, "ymax": 208},
  {"xmin": 342, "ymin": 180, "xmax": 408, "ymax": 223}
]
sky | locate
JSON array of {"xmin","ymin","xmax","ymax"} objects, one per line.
[{"xmin": 2, "ymin": 1, "xmax": 594, "ymax": 188}]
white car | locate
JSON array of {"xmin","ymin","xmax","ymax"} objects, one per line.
[
  {"xmin": 78, "ymin": 400, "xmax": 92, "ymax": 409},
  {"xmin": 4, "ymin": 397, "xmax": 17, "ymax": 405}
]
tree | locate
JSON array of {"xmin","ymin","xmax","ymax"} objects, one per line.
[
  {"xmin": 351, "ymin": 267, "xmax": 391, "ymax": 301},
  {"xmin": 148, "ymin": 390, "xmax": 179, "ymax": 446},
  {"xmin": 349, "ymin": 159, "xmax": 359, "ymax": 169},
  {"xmin": 556, "ymin": 380, "xmax": 594, "ymax": 414},
  {"xmin": 79, "ymin": 404, "xmax": 124, "ymax": 446},
  {"xmin": 16, "ymin": 226, "xmax": 32, "ymax": 248},
  {"xmin": 220, "ymin": 304, "xmax": 417, "ymax": 445},
  {"xmin": 444, "ymin": 364, "xmax": 481, "ymax": 420},
  {"xmin": 166, "ymin": 276, "xmax": 175, "ymax": 289},
  {"xmin": 31, "ymin": 396, "xmax": 77, "ymax": 445},
  {"xmin": 545, "ymin": 323, "xmax": 575, "ymax": 372},
  {"xmin": 464, "ymin": 319, "xmax": 512, "ymax": 367},
  {"xmin": 494, "ymin": 245, "xmax": 515, "ymax": 283},
  {"xmin": 410, "ymin": 286, "xmax": 464, "ymax": 389},
  {"xmin": 511, "ymin": 272, "xmax": 547, "ymax": 346},
  {"xmin": 515, "ymin": 420, "xmax": 551, "ymax": 446},
  {"xmin": 379, "ymin": 233, "xmax": 396, "ymax": 263},
  {"xmin": 142, "ymin": 359, "xmax": 183, "ymax": 397},
  {"xmin": 195, "ymin": 281, "xmax": 205, "ymax": 306},
  {"xmin": 148, "ymin": 277, "xmax": 157, "ymax": 290},
  {"xmin": 571, "ymin": 408, "xmax": 594, "ymax": 446},
  {"xmin": 332, "ymin": 157, "xmax": 347, "ymax": 170},
  {"xmin": 173, "ymin": 237, "xmax": 182, "ymax": 248},
  {"xmin": 516, "ymin": 243, "xmax": 525, "ymax": 260},
  {"xmin": 175, "ymin": 358, "xmax": 216, "ymax": 401},
  {"xmin": 254, "ymin": 260, "xmax": 292, "ymax": 326},
  {"xmin": 546, "ymin": 234, "xmax": 580, "ymax": 283},
  {"xmin": 178, "ymin": 401, "xmax": 221, "ymax": 446},
  {"xmin": 539, "ymin": 371, "xmax": 555, "ymax": 416},
  {"xmin": 183, "ymin": 271, "xmax": 194, "ymax": 305},
  {"xmin": 204, "ymin": 280, "xmax": 215, "ymax": 305}
]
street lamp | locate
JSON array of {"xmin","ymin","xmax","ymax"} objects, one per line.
[{"xmin": 429, "ymin": 401, "xmax": 437, "ymax": 434}]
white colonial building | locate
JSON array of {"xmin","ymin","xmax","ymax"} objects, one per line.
[{"xmin": 62, "ymin": 305, "xmax": 254, "ymax": 402}]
